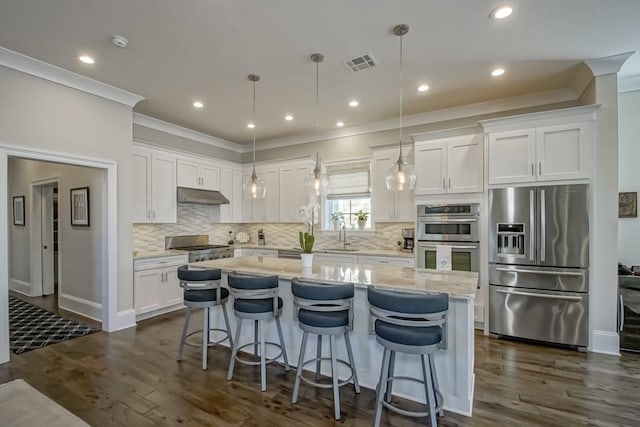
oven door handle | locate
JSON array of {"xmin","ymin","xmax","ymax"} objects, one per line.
[
  {"xmin": 495, "ymin": 267, "xmax": 583, "ymax": 277},
  {"xmin": 495, "ymin": 288, "xmax": 583, "ymax": 301},
  {"xmin": 418, "ymin": 244, "xmax": 479, "ymax": 250},
  {"xmin": 419, "ymin": 218, "xmax": 478, "ymax": 223}
]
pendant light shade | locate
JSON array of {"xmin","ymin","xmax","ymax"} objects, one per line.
[
  {"xmin": 244, "ymin": 74, "xmax": 266, "ymax": 199},
  {"xmin": 305, "ymin": 53, "xmax": 329, "ymax": 197},
  {"xmin": 385, "ymin": 24, "xmax": 416, "ymax": 192}
]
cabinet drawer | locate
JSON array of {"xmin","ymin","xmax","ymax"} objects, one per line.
[
  {"xmin": 358, "ymin": 255, "xmax": 414, "ymax": 267},
  {"xmin": 134, "ymin": 255, "xmax": 188, "ymax": 271}
]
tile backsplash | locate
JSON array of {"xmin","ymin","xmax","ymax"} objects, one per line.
[{"xmin": 133, "ymin": 204, "xmax": 413, "ymax": 252}]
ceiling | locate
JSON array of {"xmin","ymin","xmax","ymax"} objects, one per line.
[{"xmin": 1, "ymin": 0, "xmax": 640, "ymax": 146}]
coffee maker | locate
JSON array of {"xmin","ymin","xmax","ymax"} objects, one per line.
[{"xmin": 402, "ymin": 228, "xmax": 414, "ymax": 252}]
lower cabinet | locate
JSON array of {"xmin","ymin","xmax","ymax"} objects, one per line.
[{"xmin": 134, "ymin": 254, "xmax": 188, "ymax": 319}]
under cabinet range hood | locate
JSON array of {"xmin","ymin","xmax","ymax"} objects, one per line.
[{"xmin": 176, "ymin": 187, "xmax": 229, "ymax": 205}]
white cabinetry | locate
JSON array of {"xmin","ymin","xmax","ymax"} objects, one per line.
[
  {"xmin": 482, "ymin": 106, "xmax": 596, "ymax": 185},
  {"xmin": 279, "ymin": 163, "xmax": 310, "ymax": 222},
  {"xmin": 134, "ymin": 254, "xmax": 187, "ymax": 319},
  {"xmin": 132, "ymin": 145, "xmax": 177, "ymax": 223},
  {"xmin": 414, "ymin": 133, "xmax": 483, "ymax": 195},
  {"xmin": 358, "ymin": 255, "xmax": 414, "ymax": 267},
  {"xmin": 177, "ymin": 158, "xmax": 220, "ymax": 191},
  {"xmin": 220, "ymin": 167, "xmax": 243, "ymax": 223},
  {"xmin": 314, "ymin": 253, "xmax": 359, "ymax": 264},
  {"xmin": 244, "ymin": 167, "xmax": 280, "ymax": 222},
  {"xmin": 371, "ymin": 147, "xmax": 415, "ymax": 222}
]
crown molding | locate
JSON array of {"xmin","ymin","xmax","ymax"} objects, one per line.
[
  {"xmin": 584, "ymin": 51, "xmax": 635, "ymax": 77},
  {"xmin": 0, "ymin": 47, "xmax": 144, "ymax": 107},
  {"xmin": 133, "ymin": 113, "xmax": 244, "ymax": 153},
  {"xmin": 479, "ymin": 104, "xmax": 599, "ymax": 133},
  {"xmin": 619, "ymin": 74, "xmax": 640, "ymax": 93},
  {"xmin": 253, "ymin": 87, "xmax": 578, "ymax": 152}
]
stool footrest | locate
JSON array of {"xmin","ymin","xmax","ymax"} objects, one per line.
[
  {"xmin": 381, "ymin": 400, "xmax": 431, "ymax": 418},
  {"xmin": 299, "ymin": 357, "xmax": 355, "ymax": 389},
  {"xmin": 384, "ymin": 375, "xmax": 444, "ymax": 413},
  {"xmin": 183, "ymin": 329, "xmax": 231, "ymax": 348},
  {"xmin": 233, "ymin": 341, "xmax": 284, "ymax": 366}
]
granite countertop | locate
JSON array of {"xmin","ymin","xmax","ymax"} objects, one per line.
[
  {"xmin": 133, "ymin": 249, "xmax": 188, "ymax": 260},
  {"xmin": 192, "ymin": 256, "xmax": 477, "ymax": 299},
  {"xmin": 234, "ymin": 244, "xmax": 414, "ymax": 259}
]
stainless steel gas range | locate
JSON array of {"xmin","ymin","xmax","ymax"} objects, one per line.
[{"xmin": 165, "ymin": 235, "xmax": 233, "ymax": 262}]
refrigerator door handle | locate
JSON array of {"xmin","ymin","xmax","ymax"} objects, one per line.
[
  {"xmin": 529, "ymin": 189, "xmax": 535, "ymax": 261},
  {"xmin": 619, "ymin": 293, "xmax": 625, "ymax": 332},
  {"xmin": 494, "ymin": 267, "xmax": 584, "ymax": 276},
  {"xmin": 495, "ymin": 288, "xmax": 583, "ymax": 301},
  {"xmin": 540, "ymin": 189, "xmax": 546, "ymax": 262}
]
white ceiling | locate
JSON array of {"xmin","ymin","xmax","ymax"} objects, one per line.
[{"xmin": 1, "ymin": 0, "xmax": 639, "ymax": 145}]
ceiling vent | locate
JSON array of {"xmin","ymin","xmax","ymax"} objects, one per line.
[{"xmin": 343, "ymin": 54, "xmax": 377, "ymax": 73}]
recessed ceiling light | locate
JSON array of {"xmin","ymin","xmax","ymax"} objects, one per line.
[
  {"xmin": 491, "ymin": 6, "xmax": 513, "ymax": 20},
  {"xmin": 284, "ymin": 114, "xmax": 294, "ymax": 121},
  {"xmin": 193, "ymin": 101, "xmax": 204, "ymax": 108},
  {"xmin": 348, "ymin": 100, "xmax": 359, "ymax": 107},
  {"xmin": 418, "ymin": 84, "xmax": 430, "ymax": 92},
  {"xmin": 491, "ymin": 68, "xmax": 505, "ymax": 77},
  {"xmin": 247, "ymin": 123, "xmax": 255, "ymax": 129},
  {"xmin": 336, "ymin": 121, "xmax": 344, "ymax": 127},
  {"xmin": 79, "ymin": 55, "xmax": 95, "ymax": 64}
]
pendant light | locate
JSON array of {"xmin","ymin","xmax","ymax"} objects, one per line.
[
  {"xmin": 304, "ymin": 53, "xmax": 329, "ymax": 198},
  {"xmin": 244, "ymin": 74, "xmax": 266, "ymax": 199},
  {"xmin": 385, "ymin": 24, "xmax": 416, "ymax": 192}
]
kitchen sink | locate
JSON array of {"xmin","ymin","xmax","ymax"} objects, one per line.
[{"xmin": 323, "ymin": 248, "xmax": 359, "ymax": 252}]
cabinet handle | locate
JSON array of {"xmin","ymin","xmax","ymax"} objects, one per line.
[
  {"xmin": 448, "ymin": 177, "xmax": 451, "ymax": 189},
  {"xmin": 538, "ymin": 162, "xmax": 542, "ymax": 175},
  {"xmin": 531, "ymin": 163, "xmax": 534, "ymax": 176}
]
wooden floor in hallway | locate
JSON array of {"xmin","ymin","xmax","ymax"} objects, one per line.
[{"xmin": 1, "ymin": 308, "xmax": 639, "ymax": 426}]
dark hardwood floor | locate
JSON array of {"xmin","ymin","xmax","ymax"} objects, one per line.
[{"xmin": 2, "ymin": 308, "xmax": 640, "ymax": 426}]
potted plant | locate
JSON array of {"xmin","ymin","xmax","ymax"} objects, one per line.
[
  {"xmin": 330, "ymin": 211, "xmax": 343, "ymax": 230},
  {"xmin": 353, "ymin": 210, "xmax": 369, "ymax": 231},
  {"xmin": 299, "ymin": 231, "xmax": 315, "ymax": 268}
]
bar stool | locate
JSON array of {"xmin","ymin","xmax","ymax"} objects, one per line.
[
  {"xmin": 226, "ymin": 273, "xmax": 289, "ymax": 391},
  {"xmin": 368, "ymin": 287, "xmax": 448, "ymax": 427},
  {"xmin": 290, "ymin": 278, "xmax": 360, "ymax": 420},
  {"xmin": 176, "ymin": 265, "xmax": 233, "ymax": 371}
]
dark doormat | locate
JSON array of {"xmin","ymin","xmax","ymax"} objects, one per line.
[{"xmin": 9, "ymin": 295, "xmax": 98, "ymax": 354}]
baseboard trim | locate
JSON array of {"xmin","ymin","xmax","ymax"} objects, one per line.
[
  {"xmin": 134, "ymin": 304, "xmax": 184, "ymax": 322},
  {"xmin": 591, "ymin": 330, "xmax": 620, "ymax": 355},
  {"xmin": 9, "ymin": 278, "xmax": 31, "ymax": 296},
  {"xmin": 58, "ymin": 293, "xmax": 102, "ymax": 322},
  {"xmin": 108, "ymin": 309, "xmax": 136, "ymax": 332}
]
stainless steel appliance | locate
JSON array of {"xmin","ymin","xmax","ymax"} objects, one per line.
[
  {"xmin": 165, "ymin": 235, "xmax": 233, "ymax": 262},
  {"xmin": 416, "ymin": 203, "xmax": 480, "ymax": 275},
  {"xmin": 489, "ymin": 184, "xmax": 589, "ymax": 348},
  {"xmin": 619, "ymin": 275, "xmax": 640, "ymax": 352},
  {"xmin": 402, "ymin": 228, "xmax": 414, "ymax": 252}
]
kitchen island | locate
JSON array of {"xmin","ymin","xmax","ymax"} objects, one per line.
[{"xmin": 192, "ymin": 256, "xmax": 477, "ymax": 416}]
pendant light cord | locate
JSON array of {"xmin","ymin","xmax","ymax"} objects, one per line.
[
  {"xmin": 252, "ymin": 79, "xmax": 256, "ymax": 173},
  {"xmin": 398, "ymin": 33, "xmax": 404, "ymax": 160}
]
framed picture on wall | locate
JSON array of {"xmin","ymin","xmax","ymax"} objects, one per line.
[
  {"xmin": 70, "ymin": 186, "xmax": 90, "ymax": 227},
  {"xmin": 619, "ymin": 192, "xmax": 637, "ymax": 218},
  {"xmin": 13, "ymin": 196, "xmax": 25, "ymax": 226}
]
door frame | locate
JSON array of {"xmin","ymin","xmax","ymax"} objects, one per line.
[
  {"xmin": 29, "ymin": 178, "xmax": 60, "ymax": 298},
  {"xmin": 0, "ymin": 144, "xmax": 119, "ymax": 364}
]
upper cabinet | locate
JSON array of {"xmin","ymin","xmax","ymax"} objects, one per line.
[
  {"xmin": 371, "ymin": 147, "xmax": 415, "ymax": 222},
  {"xmin": 177, "ymin": 158, "xmax": 220, "ymax": 191},
  {"xmin": 413, "ymin": 133, "xmax": 483, "ymax": 195},
  {"xmin": 132, "ymin": 145, "xmax": 177, "ymax": 223},
  {"xmin": 220, "ymin": 166, "xmax": 243, "ymax": 223},
  {"xmin": 279, "ymin": 162, "xmax": 310, "ymax": 222},
  {"xmin": 243, "ymin": 166, "xmax": 280, "ymax": 222},
  {"xmin": 482, "ymin": 106, "xmax": 596, "ymax": 186}
]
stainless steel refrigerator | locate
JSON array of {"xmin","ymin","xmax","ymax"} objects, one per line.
[{"xmin": 489, "ymin": 184, "xmax": 589, "ymax": 348}]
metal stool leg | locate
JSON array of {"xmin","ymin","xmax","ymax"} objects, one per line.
[
  {"xmin": 422, "ymin": 354, "xmax": 437, "ymax": 427},
  {"xmin": 344, "ymin": 332, "xmax": 360, "ymax": 394},
  {"xmin": 429, "ymin": 353, "xmax": 444, "ymax": 417},
  {"xmin": 227, "ymin": 318, "xmax": 243, "ymax": 381},
  {"xmin": 275, "ymin": 316, "xmax": 289, "ymax": 370},
  {"xmin": 254, "ymin": 320, "xmax": 259, "ymax": 356},
  {"xmin": 202, "ymin": 307, "xmax": 210, "ymax": 370},
  {"xmin": 222, "ymin": 303, "xmax": 233, "ymax": 349},
  {"xmin": 385, "ymin": 350, "xmax": 396, "ymax": 403},
  {"xmin": 374, "ymin": 348, "xmax": 391, "ymax": 427},
  {"xmin": 291, "ymin": 330, "xmax": 309, "ymax": 404},
  {"xmin": 259, "ymin": 319, "xmax": 267, "ymax": 391},
  {"xmin": 329, "ymin": 335, "xmax": 341, "ymax": 420},
  {"xmin": 177, "ymin": 307, "xmax": 192, "ymax": 361},
  {"xmin": 315, "ymin": 335, "xmax": 323, "ymax": 380}
]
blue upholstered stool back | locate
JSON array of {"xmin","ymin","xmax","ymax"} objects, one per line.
[
  {"xmin": 177, "ymin": 265, "xmax": 222, "ymax": 282},
  {"xmin": 228, "ymin": 273, "xmax": 280, "ymax": 316},
  {"xmin": 291, "ymin": 278, "xmax": 355, "ymax": 330}
]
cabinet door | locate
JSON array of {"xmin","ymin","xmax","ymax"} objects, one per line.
[
  {"xmin": 200, "ymin": 163, "xmax": 220, "ymax": 191},
  {"xmin": 448, "ymin": 134, "xmax": 483, "ymax": 193},
  {"xmin": 134, "ymin": 269, "xmax": 163, "ymax": 315},
  {"xmin": 394, "ymin": 146, "xmax": 416, "ymax": 221},
  {"xmin": 232, "ymin": 170, "xmax": 244, "ymax": 223},
  {"xmin": 414, "ymin": 141, "xmax": 447, "ymax": 195},
  {"xmin": 219, "ymin": 167, "xmax": 232, "ymax": 223},
  {"xmin": 176, "ymin": 159, "xmax": 200, "ymax": 188},
  {"xmin": 488, "ymin": 129, "xmax": 535, "ymax": 185},
  {"xmin": 162, "ymin": 267, "xmax": 183, "ymax": 307},
  {"xmin": 371, "ymin": 149, "xmax": 396, "ymax": 222},
  {"xmin": 536, "ymin": 122, "xmax": 590, "ymax": 182},
  {"xmin": 263, "ymin": 168, "xmax": 280, "ymax": 222},
  {"xmin": 151, "ymin": 152, "xmax": 177, "ymax": 223},
  {"xmin": 132, "ymin": 148, "xmax": 152, "ymax": 223},
  {"xmin": 279, "ymin": 165, "xmax": 308, "ymax": 222},
  {"xmin": 242, "ymin": 171, "xmax": 257, "ymax": 222}
]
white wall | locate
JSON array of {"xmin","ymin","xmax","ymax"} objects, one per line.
[
  {"xmin": 0, "ymin": 65, "xmax": 134, "ymax": 314},
  {"xmin": 618, "ymin": 89, "xmax": 640, "ymax": 266},
  {"xmin": 8, "ymin": 158, "xmax": 103, "ymax": 309}
]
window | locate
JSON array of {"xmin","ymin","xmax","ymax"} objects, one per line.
[{"xmin": 324, "ymin": 159, "xmax": 371, "ymax": 230}]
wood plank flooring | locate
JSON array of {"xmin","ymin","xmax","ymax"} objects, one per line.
[{"xmin": 2, "ymin": 307, "xmax": 640, "ymax": 426}]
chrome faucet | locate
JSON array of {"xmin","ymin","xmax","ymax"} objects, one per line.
[{"xmin": 339, "ymin": 223, "xmax": 350, "ymax": 249}]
